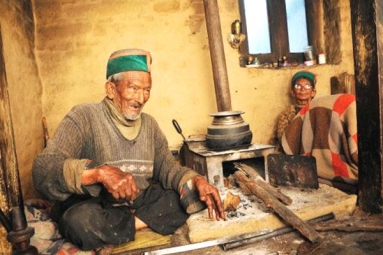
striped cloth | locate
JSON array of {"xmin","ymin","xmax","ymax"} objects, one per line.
[{"xmin": 281, "ymin": 94, "xmax": 358, "ymax": 182}]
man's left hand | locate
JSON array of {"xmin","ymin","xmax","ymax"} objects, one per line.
[{"xmin": 193, "ymin": 176, "xmax": 226, "ymax": 221}]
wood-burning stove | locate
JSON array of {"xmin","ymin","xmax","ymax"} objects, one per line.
[{"xmin": 181, "ymin": 139, "xmax": 275, "ymax": 188}]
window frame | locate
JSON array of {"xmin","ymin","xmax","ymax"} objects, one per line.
[{"xmin": 238, "ymin": 0, "xmax": 322, "ymax": 66}]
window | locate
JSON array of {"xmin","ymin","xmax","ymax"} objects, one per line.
[
  {"xmin": 285, "ymin": 0, "xmax": 309, "ymax": 53},
  {"xmin": 238, "ymin": 0, "xmax": 339, "ymax": 66}
]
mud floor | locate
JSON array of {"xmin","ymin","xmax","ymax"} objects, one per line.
[{"xmin": 119, "ymin": 207, "xmax": 383, "ymax": 255}]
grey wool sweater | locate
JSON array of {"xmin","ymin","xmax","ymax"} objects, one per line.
[{"xmin": 32, "ymin": 98, "xmax": 198, "ymax": 202}]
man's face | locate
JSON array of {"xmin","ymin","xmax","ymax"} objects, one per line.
[
  {"xmin": 107, "ymin": 71, "xmax": 152, "ymax": 120},
  {"xmin": 291, "ymin": 77, "xmax": 316, "ymax": 105}
]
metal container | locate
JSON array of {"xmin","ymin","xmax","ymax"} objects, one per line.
[{"xmin": 206, "ymin": 111, "xmax": 252, "ymax": 150}]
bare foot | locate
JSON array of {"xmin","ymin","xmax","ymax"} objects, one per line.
[{"xmin": 135, "ymin": 216, "xmax": 148, "ymax": 230}]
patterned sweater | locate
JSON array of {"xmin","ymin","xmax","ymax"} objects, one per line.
[{"xmin": 32, "ymin": 99, "xmax": 198, "ymax": 201}]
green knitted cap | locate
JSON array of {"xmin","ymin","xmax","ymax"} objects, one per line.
[
  {"xmin": 291, "ymin": 71, "xmax": 316, "ymax": 88},
  {"xmin": 106, "ymin": 49, "xmax": 151, "ymax": 79}
]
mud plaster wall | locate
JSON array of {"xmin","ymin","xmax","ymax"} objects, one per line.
[{"xmin": 2, "ymin": 0, "xmax": 354, "ymax": 199}]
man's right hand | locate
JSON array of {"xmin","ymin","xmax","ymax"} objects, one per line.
[{"xmin": 81, "ymin": 164, "xmax": 138, "ymax": 202}]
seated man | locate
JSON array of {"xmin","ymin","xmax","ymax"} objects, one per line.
[
  {"xmin": 281, "ymin": 93, "xmax": 358, "ymax": 193},
  {"xmin": 32, "ymin": 49, "xmax": 225, "ymax": 253},
  {"xmin": 272, "ymin": 71, "xmax": 317, "ymax": 152}
]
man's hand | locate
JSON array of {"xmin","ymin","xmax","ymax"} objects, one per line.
[
  {"xmin": 81, "ymin": 165, "xmax": 138, "ymax": 201},
  {"xmin": 193, "ymin": 176, "xmax": 226, "ymax": 221}
]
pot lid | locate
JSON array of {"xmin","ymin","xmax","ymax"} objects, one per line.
[{"xmin": 209, "ymin": 110, "xmax": 245, "ymax": 117}]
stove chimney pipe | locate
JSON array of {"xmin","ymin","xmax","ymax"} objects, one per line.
[{"xmin": 203, "ymin": 0, "xmax": 232, "ymax": 112}]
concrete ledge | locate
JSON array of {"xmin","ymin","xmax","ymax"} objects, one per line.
[{"xmin": 187, "ymin": 184, "xmax": 357, "ymax": 243}]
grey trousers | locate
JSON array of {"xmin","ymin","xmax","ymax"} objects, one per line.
[{"xmin": 58, "ymin": 184, "xmax": 189, "ymax": 250}]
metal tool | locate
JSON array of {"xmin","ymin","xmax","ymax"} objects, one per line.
[
  {"xmin": 172, "ymin": 119, "xmax": 186, "ymax": 140},
  {"xmin": 141, "ymin": 229, "xmax": 271, "ymax": 255},
  {"xmin": 267, "ymin": 154, "xmax": 319, "ymax": 189},
  {"xmin": 141, "ymin": 239, "xmax": 222, "ymax": 255},
  {"xmin": 222, "ymin": 212, "xmax": 335, "ymax": 251},
  {"xmin": 141, "ymin": 213, "xmax": 334, "ymax": 255}
]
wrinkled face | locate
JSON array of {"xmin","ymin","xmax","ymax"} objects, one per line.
[
  {"xmin": 106, "ymin": 71, "xmax": 152, "ymax": 120},
  {"xmin": 291, "ymin": 77, "xmax": 316, "ymax": 105}
]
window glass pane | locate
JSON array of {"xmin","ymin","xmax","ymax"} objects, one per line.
[
  {"xmin": 244, "ymin": 0, "xmax": 271, "ymax": 54},
  {"xmin": 285, "ymin": 0, "xmax": 309, "ymax": 52}
]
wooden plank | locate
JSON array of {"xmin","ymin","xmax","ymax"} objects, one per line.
[{"xmin": 312, "ymin": 214, "xmax": 383, "ymax": 232}]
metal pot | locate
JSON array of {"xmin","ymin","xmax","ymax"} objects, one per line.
[{"xmin": 206, "ymin": 111, "xmax": 252, "ymax": 150}]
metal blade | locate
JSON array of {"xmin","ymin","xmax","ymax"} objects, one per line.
[
  {"xmin": 141, "ymin": 229, "xmax": 272, "ymax": 255},
  {"xmin": 141, "ymin": 212, "xmax": 334, "ymax": 255}
]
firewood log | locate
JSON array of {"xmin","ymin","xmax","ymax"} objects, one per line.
[{"xmin": 234, "ymin": 170, "xmax": 323, "ymax": 243}]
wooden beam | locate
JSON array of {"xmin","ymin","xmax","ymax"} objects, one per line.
[
  {"xmin": 350, "ymin": 0, "xmax": 383, "ymax": 212},
  {"xmin": 0, "ymin": 24, "xmax": 23, "ymax": 211},
  {"xmin": 311, "ymin": 213, "xmax": 383, "ymax": 232}
]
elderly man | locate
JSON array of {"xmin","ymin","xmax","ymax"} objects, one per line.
[{"xmin": 32, "ymin": 49, "xmax": 225, "ymax": 252}]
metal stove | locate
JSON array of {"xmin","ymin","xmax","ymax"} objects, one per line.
[{"xmin": 181, "ymin": 139, "xmax": 275, "ymax": 188}]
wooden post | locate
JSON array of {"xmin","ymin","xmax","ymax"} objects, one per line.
[
  {"xmin": 0, "ymin": 22, "xmax": 22, "ymax": 215},
  {"xmin": 350, "ymin": 0, "xmax": 383, "ymax": 213},
  {"xmin": 0, "ymin": 24, "xmax": 38, "ymax": 255}
]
